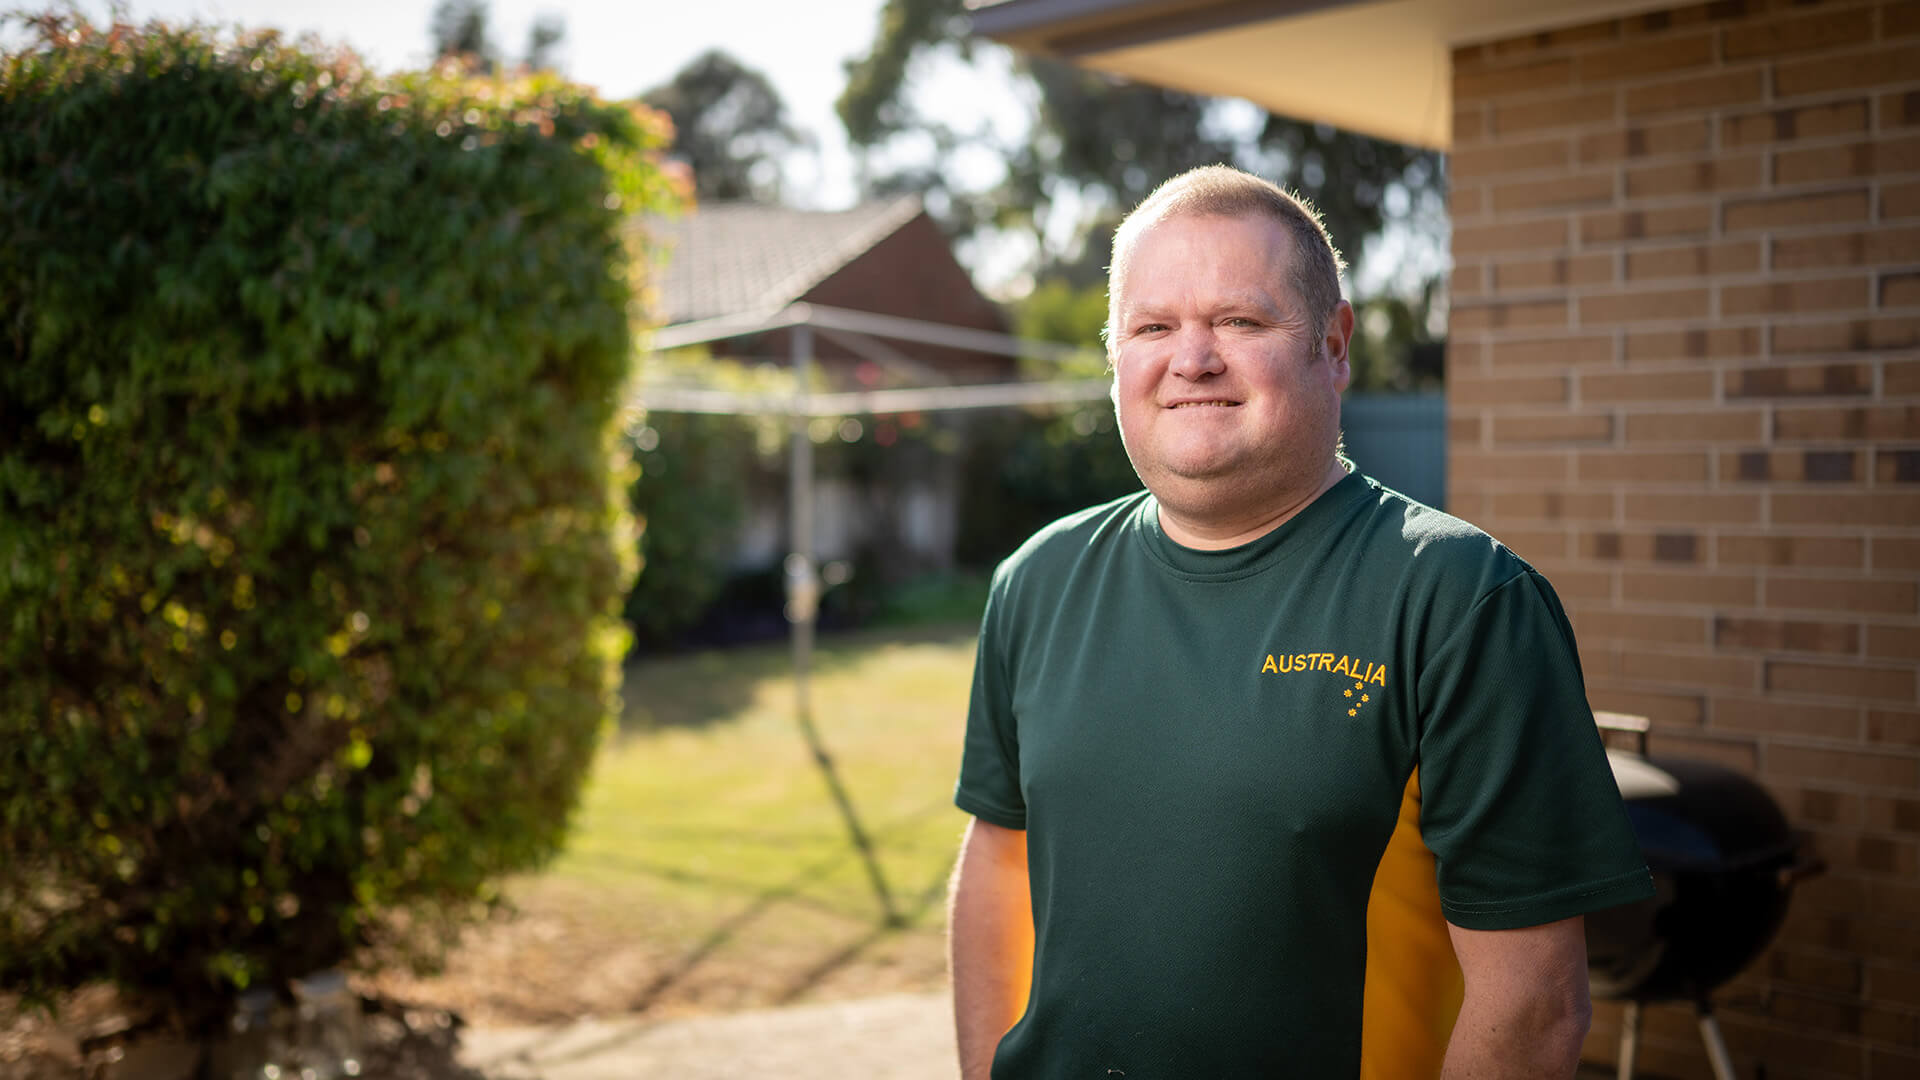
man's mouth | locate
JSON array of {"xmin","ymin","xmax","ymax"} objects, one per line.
[{"xmin": 1167, "ymin": 401, "xmax": 1239, "ymax": 408}]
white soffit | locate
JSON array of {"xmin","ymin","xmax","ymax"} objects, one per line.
[{"xmin": 1019, "ymin": 0, "xmax": 1679, "ymax": 149}]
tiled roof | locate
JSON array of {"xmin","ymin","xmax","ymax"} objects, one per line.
[{"xmin": 646, "ymin": 196, "xmax": 924, "ymax": 325}]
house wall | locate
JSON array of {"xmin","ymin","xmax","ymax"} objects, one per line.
[{"xmin": 1448, "ymin": 1, "xmax": 1919, "ymax": 1076}]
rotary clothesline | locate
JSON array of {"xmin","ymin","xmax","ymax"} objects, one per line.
[{"xmin": 639, "ymin": 301, "xmax": 1113, "ymax": 923}]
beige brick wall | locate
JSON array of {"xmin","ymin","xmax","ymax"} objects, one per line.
[{"xmin": 1449, "ymin": 2, "xmax": 1920, "ymax": 1076}]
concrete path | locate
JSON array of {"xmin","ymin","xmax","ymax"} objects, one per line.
[{"xmin": 458, "ymin": 991, "xmax": 956, "ymax": 1080}]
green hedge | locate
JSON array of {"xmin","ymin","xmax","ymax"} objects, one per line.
[{"xmin": 0, "ymin": 13, "xmax": 681, "ymax": 1017}]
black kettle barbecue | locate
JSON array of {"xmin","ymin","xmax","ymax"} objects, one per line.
[{"xmin": 1583, "ymin": 713, "xmax": 1826, "ymax": 1080}]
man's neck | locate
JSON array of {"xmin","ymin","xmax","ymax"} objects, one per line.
[{"xmin": 1156, "ymin": 458, "xmax": 1351, "ymax": 551}]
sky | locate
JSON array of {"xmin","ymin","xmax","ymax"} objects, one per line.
[{"xmin": 80, "ymin": 0, "xmax": 928, "ymax": 210}]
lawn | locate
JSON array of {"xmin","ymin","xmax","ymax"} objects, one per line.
[{"xmin": 368, "ymin": 622, "xmax": 981, "ymax": 1026}]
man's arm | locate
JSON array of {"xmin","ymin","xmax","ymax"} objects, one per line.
[
  {"xmin": 949, "ymin": 816, "xmax": 1033, "ymax": 1080},
  {"xmin": 1440, "ymin": 916, "xmax": 1592, "ymax": 1079}
]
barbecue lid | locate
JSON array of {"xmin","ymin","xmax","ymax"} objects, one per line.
[{"xmin": 1606, "ymin": 751, "xmax": 1796, "ymax": 874}]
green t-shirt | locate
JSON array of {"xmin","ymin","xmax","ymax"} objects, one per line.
[{"xmin": 955, "ymin": 471, "xmax": 1653, "ymax": 1079}]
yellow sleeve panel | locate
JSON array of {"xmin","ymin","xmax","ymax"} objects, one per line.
[{"xmin": 1360, "ymin": 768, "xmax": 1464, "ymax": 1080}]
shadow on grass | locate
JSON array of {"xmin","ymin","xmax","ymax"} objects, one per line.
[
  {"xmin": 617, "ymin": 620, "xmax": 977, "ymax": 734},
  {"xmin": 515, "ymin": 797, "xmax": 957, "ymax": 1070}
]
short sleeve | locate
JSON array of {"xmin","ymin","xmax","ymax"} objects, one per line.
[
  {"xmin": 1415, "ymin": 569, "xmax": 1653, "ymax": 930},
  {"xmin": 954, "ymin": 567, "xmax": 1027, "ymax": 829}
]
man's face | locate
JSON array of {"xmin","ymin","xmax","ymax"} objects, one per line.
[{"xmin": 1109, "ymin": 213, "xmax": 1351, "ymax": 516}]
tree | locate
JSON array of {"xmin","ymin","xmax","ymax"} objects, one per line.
[
  {"xmin": 1, "ymin": 12, "xmax": 678, "ymax": 1025},
  {"xmin": 642, "ymin": 49, "xmax": 809, "ymax": 202},
  {"xmin": 838, "ymin": 0, "xmax": 1445, "ymax": 294},
  {"xmin": 430, "ymin": 0, "xmax": 566, "ymax": 75}
]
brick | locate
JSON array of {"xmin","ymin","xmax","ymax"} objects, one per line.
[
  {"xmin": 1724, "ymin": 276, "xmax": 1871, "ymax": 318},
  {"xmin": 1578, "ymin": 289, "xmax": 1709, "ymax": 325},
  {"xmin": 1491, "ymin": 254, "xmax": 1613, "ymax": 293},
  {"xmin": 1488, "ymin": 490, "xmax": 1614, "ymax": 521},
  {"xmin": 1578, "ymin": 450, "xmax": 1709, "ymax": 484},
  {"xmin": 1491, "ymin": 173, "xmax": 1615, "ymax": 213},
  {"xmin": 1493, "ymin": 90, "xmax": 1615, "ymax": 135},
  {"xmin": 1883, "ymin": 89, "xmax": 1920, "ymax": 130},
  {"xmin": 1621, "ymin": 569, "xmax": 1759, "ymax": 606},
  {"xmin": 1580, "ymin": 204, "xmax": 1714, "ymax": 245},
  {"xmin": 1449, "ymin": 185, "xmax": 1484, "ymax": 218},
  {"xmin": 1871, "ymin": 707, "xmax": 1920, "ymax": 747},
  {"xmin": 1581, "ymin": 368, "xmax": 1716, "ymax": 403},
  {"xmin": 1725, "ymin": 363, "xmax": 1874, "ymax": 398},
  {"xmin": 1588, "ymin": 688, "xmax": 1703, "ymax": 727},
  {"xmin": 1724, "ymin": 189, "xmax": 1871, "ymax": 233},
  {"xmin": 1890, "ymin": 180, "xmax": 1920, "ymax": 219},
  {"xmin": 1878, "ymin": 538, "xmax": 1920, "ymax": 571},
  {"xmin": 1580, "ymin": 529, "xmax": 1704, "ymax": 563},
  {"xmin": 1767, "ymin": 745, "xmax": 1920, "ymax": 787},
  {"xmin": 1624, "ymin": 241, "xmax": 1761, "ymax": 281},
  {"xmin": 1771, "ymin": 948, "xmax": 1864, "ymax": 997},
  {"xmin": 1770, "ymin": 660, "xmax": 1916, "ymax": 703},
  {"xmin": 1893, "ymin": 360, "xmax": 1920, "ymax": 395},
  {"xmin": 1453, "ymin": 106, "xmax": 1486, "ymax": 143},
  {"xmin": 1874, "ymin": 960, "xmax": 1920, "ymax": 1008},
  {"xmin": 1488, "ymin": 334, "xmax": 1613, "ymax": 367},
  {"xmin": 1776, "ymin": 135, "xmax": 1920, "ymax": 185},
  {"xmin": 1776, "ymin": 405, "xmax": 1920, "ymax": 441},
  {"xmin": 1495, "ymin": 528, "xmax": 1570, "ymax": 562},
  {"xmin": 1625, "ymin": 491, "xmax": 1762, "ymax": 524},
  {"xmin": 1452, "ymin": 138, "xmax": 1572, "ymax": 182},
  {"xmin": 1577, "ymin": 118, "xmax": 1710, "ymax": 164},
  {"xmin": 1450, "ymin": 299, "xmax": 1568, "ymax": 333},
  {"xmin": 1716, "ymin": 534, "xmax": 1866, "ymax": 569},
  {"xmin": 1713, "ymin": 697, "xmax": 1861, "ymax": 739},
  {"xmin": 1450, "ymin": 263, "xmax": 1486, "ymax": 298},
  {"xmin": 1448, "ymin": 373, "xmax": 1568, "ymax": 406},
  {"xmin": 1574, "ymin": 32, "xmax": 1712, "ymax": 83},
  {"xmin": 1879, "ymin": 448, "xmax": 1920, "ymax": 483},
  {"xmin": 1775, "ymin": 783, "xmax": 1866, "ymax": 827},
  {"xmin": 1624, "ymin": 326, "xmax": 1761, "ymax": 362},
  {"xmin": 1868, "ymin": 624, "xmax": 1920, "ymax": 661},
  {"xmin": 1528, "ymin": 563, "xmax": 1613, "ymax": 603},
  {"xmin": 1454, "ymin": 57, "xmax": 1574, "ymax": 100},
  {"xmin": 1775, "ymin": 492, "xmax": 1920, "ymax": 528},
  {"xmin": 1622, "ymin": 648, "xmax": 1759, "ymax": 690},
  {"xmin": 1717, "ymin": 615, "xmax": 1862, "ymax": 654},
  {"xmin": 1723, "ymin": 448, "xmax": 1865, "ymax": 484},
  {"xmin": 1774, "ymin": 317, "xmax": 1920, "ymax": 355},
  {"xmin": 1625, "ymin": 69, "xmax": 1764, "ymax": 117},
  {"xmin": 1645, "ymin": 732, "xmax": 1759, "ymax": 772},
  {"xmin": 1448, "ymin": 414, "xmax": 1482, "ymax": 448},
  {"xmin": 1773, "ymin": 227, "xmax": 1920, "ymax": 271},
  {"xmin": 1868, "ymin": 796, "xmax": 1920, "ymax": 837},
  {"xmin": 1890, "ymin": 1, "xmax": 1920, "ymax": 39},
  {"xmin": 1770, "ymin": 575, "xmax": 1919, "ymax": 615},
  {"xmin": 1571, "ymin": 608, "xmax": 1706, "ymax": 643},
  {"xmin": 1453, "ymin": 217, "xmax": 1571, "ymax": 256},
  {"xmin": 1448, "ymin": 450, "xmax": 1571, "ymax": 483},
  {"xmin": 1887, "ymin": 273, "xmax": 1920, "ymax": 309},
  {"xmin": 1776, "ymin": 45, "xmax": 1920, "ymax": 98},
  {"xmin": 1723, "ymin": 100, "xmax": 1870, "ymax": 146},
  {"xmin": 1491, "ymin": 413, "xmax": 1612, "ymax": 444},
  {"xmin": 1623, "ymin": 408, "xmax": 1764, "ymax": 443},
  {"xmin": 1625, "ymin": 155, "xmax": 1763, "ymax": 198},
  {"xmin": 1723, "ymin": 6, "xmax": 1875, "ymax": 60},
  {"xmin": 1488, "ymin": 19, "xmax": 1619, "ymax": 57}
]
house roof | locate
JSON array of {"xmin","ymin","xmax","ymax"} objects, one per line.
[
  {"xmin": 648, "ymin": 196, "xmax": 927, "ymax": 325},
  {"xmin": 968, "ymin": 0, "xmax": 1673, "ymax": 149}
]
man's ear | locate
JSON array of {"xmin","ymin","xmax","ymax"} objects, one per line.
[{"xmin": 1324, "ymin": 300, "xmax": 1355, "ymax": 393}]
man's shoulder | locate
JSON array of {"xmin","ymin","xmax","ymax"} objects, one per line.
[
  {"xmin": 994, "ymin": 489, "xmax": 1150, "ymax": 581},
  {"xmin": 1346, "ymin": 474, "xmax": 1535, "ymax": 596}
]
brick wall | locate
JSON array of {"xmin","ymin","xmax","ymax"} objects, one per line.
[{"xmin": 1448, "ymin": 2, "xmax": 1919, "ymax": 1076}]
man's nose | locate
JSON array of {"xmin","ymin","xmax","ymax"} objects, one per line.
[{"xmin": 1168, "ymin": 327, "xmax": 1226, "ymax": 379}]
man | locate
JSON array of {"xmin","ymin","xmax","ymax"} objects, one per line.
[{"xmin": 949, "ymin": 166, "xmax": 1652, "ymax": 1079}]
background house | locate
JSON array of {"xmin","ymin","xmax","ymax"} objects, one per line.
[
  {"xmin": 646, "ymin": 197, "xmax": 1018, "ymax": 581},
  {"xmin": 976, "ymin": 0, "xmax": 1919, "ymax": 1076}
]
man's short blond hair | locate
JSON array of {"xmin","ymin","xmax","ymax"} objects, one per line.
[{"xmin": 1103, "ymin": 165, "xmax": 1347, "ymax": 356}]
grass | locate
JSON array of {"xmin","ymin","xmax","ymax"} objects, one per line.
[{"xmin": 374, "ymin": 621, "xmax": 982, "ymax": 1023}]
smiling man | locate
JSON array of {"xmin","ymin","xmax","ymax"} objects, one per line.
[{"xmin": 948, "ymin": 166, "xmax": 1653, "ymax": 1080}]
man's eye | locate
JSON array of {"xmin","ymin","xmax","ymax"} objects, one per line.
[{"xmin": 1135, "ymin": 323, "xmax": 1168, "ymax": 335}]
